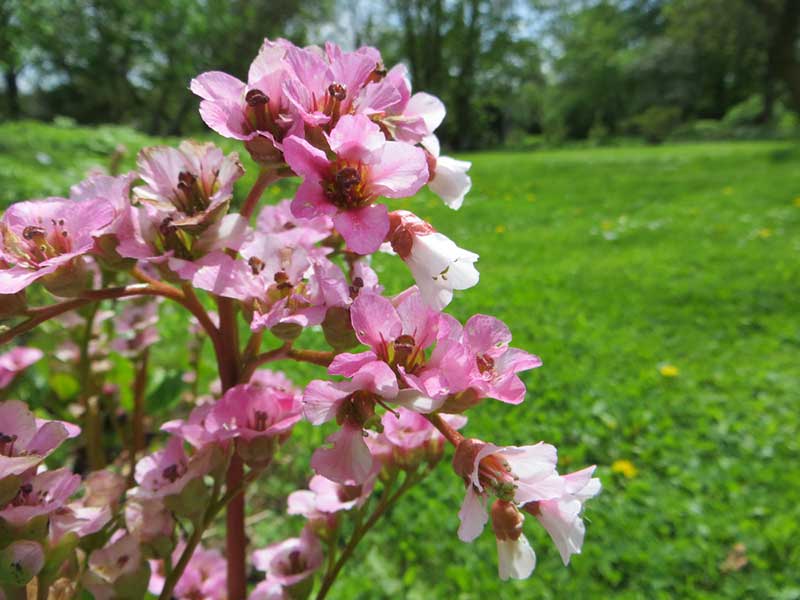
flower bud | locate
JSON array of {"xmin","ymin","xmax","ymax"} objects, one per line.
[
  {"xmin": 452, "ymin": 438, "xmax": 485, "ymax": 481},
  {"xmin": 271, "ymin": 321, "xmax": 304, "ymax": 342},
  {"xmin": 321, "ymin": 306, "xmax": 358, "ymax": 351},
  {"xmin": 491, "ymin": 499, "xmax": 524, "ymax": 542},
  {"xmin": 237, "ymin": 435, "xmax": 278, "ymax": 468},
  {"xmin": 41, "ymin": 259, "xmax": 90, "ymax": 297},
  {"xmin": 83, "ymin": 470, "xmax": 126, "ymax": 510},
  {"xmin": 439, "ymin": 388, "xmax": 483, "ymax": 413},
  {"xmin": 0, "ymin": 540, "xmax": 44, "ymax": 586},
  {"xmin": 163, "ymin": 475, "xmax": 210, "ymax": 522}
]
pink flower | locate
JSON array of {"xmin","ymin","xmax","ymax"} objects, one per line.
[
  {"xmin": 0, "ymin": 400, "xmax": 80, "ymax": 479},
  {"xmin": 117, "ymin": 141, "xmax": 247, "ymax": 270},
  {"xmin": 126, "ymin": 498, "xmax": 174, "ymax": 543},
  {"xmin": 378, "ymin": 408, "xmax": 467, "ymax": 468},
  {"xmin": 414, "ymin": 314, "xmax": 541, "ymax": 406},
  {"xmin": 134, "ymin": 141, "xmax": 243, "ymax": 226},
  {"xmin": 460, "ymin": 315, "xmax": 542, "ymax": 404},
  {"xmin": 205, "ymin": 380, "xmax": 303, "ymax": 441},
  {"xmin": 0, "ymin": 468, "xmax": 81, "ymax": 527},
  {"xmin": 249, "ymin": 579, "xmax": 286, "ymax": 600},
  {"xmin": 256, "ymin": 198, "xmax": 334, "ymax": 249},
  {"xmin": 182, "ymin": 233, "xmax": 349, "ymax": 337},
  {"xmin": 333, "ymin": 288, "xmax": 440, "ymax": 374},
  {"xmin": 304, "ymin": 361, "xmax": 398, "ymax": 484},
  {"xmin": 0, "ymin": 195, "xmax": 114, "ymax": 294},
  {"xmin": 84, "ymin": 533, "xmax": 145, "ymax": 600},
  {"xmin": 148, "ymin": 542, "xmax": 227, "ymax": 600},
  {"xmin": 0, "ymin": 347, "xmax": 43, "ymax": 388},
  {"xmin": 282, "ymin": 41, "xmax": 385, "ymax": 130},
  {"xmin": 191, "ymin": 39, "xmax": 299, "ymax": 163},
  {"xmin": 288, "ymin": 474, "xmax": 375, "ymax": 520},
  {"xmin": 387, "ymin": 211, "xmax": 479, "ymax": 310},
  {"xmin": 283, "ymin": 114, "xmax": 428, "ymax": 254},
  {"xmin": 69, "ymin": 171, "xmax": 137, "ymax": 239},
  {"xmin": 161, "ymin": 402, "xmax": 217, "ymax": 450},
  {"xmin": 370, "ymin": 64, "xmax": 445, "ymax": 144},
  {"xmin": 131, "ymin": 437, "xmax": 211, "ymax": 500},
  {"xmin": 50, "ymin": 501, "xmax": 112, "ymax": 543},
  {"xmin": 528, "ymin": 466, "xmax": 601, "ymax": 565},
  {"xmin": 452, "ymin": 439, "xmax": 563, "ymax": 542},
  {"xmin": 252, "ymin": 526, "xmax": 323, "ymax": 587}
]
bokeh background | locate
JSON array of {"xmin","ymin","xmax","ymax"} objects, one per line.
[{"xmin": 2, "ymin": 1, "xmax": 800, "ymax": 598}]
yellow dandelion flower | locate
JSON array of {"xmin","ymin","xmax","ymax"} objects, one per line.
[
  {"xmin": 659, "ymin": 364, "xmax": 679, "ymax": 378},
  {"xmin": 757, "ymin": 228, "xmax": 772, "ymax": 239},
  {"xmin": 495, "ymin": 224, "xmax": 507, "ymax": 234},
  {"xmin": 722, "ymin": 186, "xmax": 734, "ymax": 196},
  {"xmin": 793, "ymin": 197, "xmax": 800, "ymax": 208},
  {"xmin": 611, "ymin": 459, "xmax": 637, "ymax": 479}
]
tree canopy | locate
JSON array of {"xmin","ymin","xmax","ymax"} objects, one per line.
[{"xmin": 1, "ymin": 0, "xmax": 798, "ymax": 147}]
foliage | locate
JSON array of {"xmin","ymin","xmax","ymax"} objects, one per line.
[{"xmin": 3, "ymin": 1, "xmax": 800, "ymax": 147}]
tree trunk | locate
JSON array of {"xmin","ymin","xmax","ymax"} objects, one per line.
[
  {"xmin": 4, "ymin": 66, "xmax": 19, "ymax": 118},
  {"xmin": 754, "ymin": 0, "xmax": 800, "ymax": 115}
]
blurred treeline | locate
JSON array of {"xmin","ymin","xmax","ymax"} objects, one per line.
[{"xmin": 1, "ymin": 0, "xmax": 799, "ymax": 149}]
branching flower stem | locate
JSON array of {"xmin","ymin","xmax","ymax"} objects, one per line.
[{"xmin": 315, "ymin": 468, "xmax": 429, "ymax": 600}]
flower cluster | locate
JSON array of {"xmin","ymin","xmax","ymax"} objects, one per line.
[
  {"xmin": 0, "ymin": 36, "xmax": 599, "ymax": 598},
  {"xmin": 0, "ymin": 400, "xmax": 121, "ymax": 591}
]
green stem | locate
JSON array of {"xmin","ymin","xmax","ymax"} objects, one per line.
[
  {"xmin": 79, "ymin": 302, "xmax": 104, "ymax": 470},
  {"xmin": 315, "ymin": 470, "xmax": 425, "ymax": 600}
]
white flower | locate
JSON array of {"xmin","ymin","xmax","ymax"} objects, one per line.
[
  {"xmin": 429, "ymin": 156, "xmax": 472, "ymax": 210},
  {"xmin": 405, "ymin": 232, "xmax": 479, "ymax": 310},
  {"xmin": 496, "ymin": 534, "xmax": 537, "ymax": 581}
]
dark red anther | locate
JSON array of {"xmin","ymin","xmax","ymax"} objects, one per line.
[
  {"xmin": 22, "ymin": 226, "xmax": 46, "ymax": 241},
  {"xmin": 328, "ymin": 82, "xmax": 347, "ymax": 101},
  {"xmin": 476, "ymin": 354, "xmax": 495, "ymax": 374},
  {"xmin": 161, "ymin": 464, "xmax": 180, "ymax": 483},
  {"xmin": 246, "ymin": 89, "xmax": 270, "ymax": 106}
]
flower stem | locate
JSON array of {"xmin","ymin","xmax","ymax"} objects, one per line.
[
  {"xmin": 215, "ymin": 293, "xmax": 249, "ymax": 600},
  {"xmin": 287, "ymin": 348, "xmax": 336, "ymax": 367},
  {"xmin": 78, "ymin": 302, "xmax": 104, "ymax": 470},
  {"xmin": 240, "ymin": 169, "xmax": 288, "ymax": 220},
  {"xmin": 315, "ymin": 469, "xmax": 426, "ymax": 600},
  {"xmin": 158, "ymin": 517, "xmax": 205, "ymax": 600},
  {"xmin": 129, "ymin": 347, "xmax": 149, "ymax": 483},
  {"xmin": 424, "ymin": 412, "xmax": 465, "ymax": 447}
]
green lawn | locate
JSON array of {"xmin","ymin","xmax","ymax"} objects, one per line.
[{"xmin": 2, "ymin": 120, "xmax": 799, "ymax": 599}]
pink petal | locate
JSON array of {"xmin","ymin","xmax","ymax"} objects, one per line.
[
  {"xmin": 328, "ymin": 351, "xmax": 379, "ymax": 377},
  {"xmin": 350, "ymin": 292, "xmax": 402, "ymax": 350},
  {"xmin": 457, "ymin": 487, "xmax": 488, "ymax": 542},
  {"xmin": 291, "ymin": 180, "xmax": 336, "ymax": 219},
  {"xmin": 334, "ymin": 204, "xmax": 390, "ymax": 255},
  {"xmin": 310, "ymin": 425, "xmax": 373, "ymax": 484},
  {"xmin": 350, "ymin": 360, "xmax": 399, "ymax": 399},
  {"xmin": 369, "ymin": 142, "xmax": 428, "ymax": 198},
  {"xmin": 326, "ymin": 114, "xmax": 384, "ymax": 162},
  {"xmin": 464, "ymin": 314, "xmax": 512, "ymax": 356},
  {"xmin": 405, "ymin": 92, "xmax": 446, "ymax": 133},
  {"xmin": 302, "ymin": 380, "xmax": 349, "ymax": 425},
  {"xmin": 283, "ymin": 136, "xmax": 330, "ymax": 180},
  {"xmin": 190, "ymin": 71, "xmax": 246, "ymax": 102}
]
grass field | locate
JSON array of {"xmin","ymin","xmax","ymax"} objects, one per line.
[{"xmin": 2, "ymin": 120, "xmax": 800, "ymax": 598}]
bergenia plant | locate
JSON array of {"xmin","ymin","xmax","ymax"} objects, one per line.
[{"xmin": 0, "ymin": 37, "xmax": 599, "ymax": 599}]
